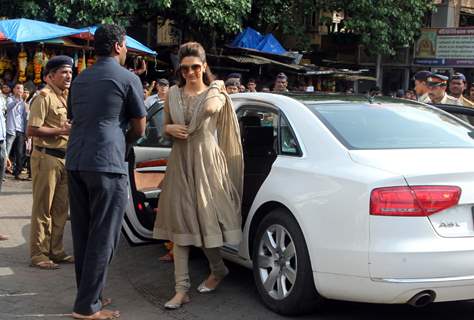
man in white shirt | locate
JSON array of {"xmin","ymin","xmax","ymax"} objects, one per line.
[
  {"xmin": 5, "ymin": 83, "xmax": 28, "ymax": 179},
  {"xmin": 144, "ymin": 78, "xmax": 169, "ymax": 109},
  {"xmin": 414, "ymin": 70, "xmax": 432, "ymax": 103}
]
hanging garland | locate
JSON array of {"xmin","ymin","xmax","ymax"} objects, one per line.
[
  {"xmin": 17, "ymin": 46, "xmax": 28, "ymax": 83},
  {"xmin": 33, "ymin": 48, "xmax": 44, "ymax": 85}
]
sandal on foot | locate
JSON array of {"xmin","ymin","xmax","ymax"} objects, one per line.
[
  {"xmin": 164, "ymin": 295, "xmax": 190, "ymax": 310},
  {"xmin": 30, "ymin": 260, "xmax": 60, "ymax": 270},
  {"xmin": 72, "ymin": 309, "xmax": 120, "ymax": 319},
  {"xmin": 52, "ymin": 255, "xmax": 75, "ymax": 264},
  {"xmin": 197, "ymin": 268, "xmax": 229, "ymax": 293}
]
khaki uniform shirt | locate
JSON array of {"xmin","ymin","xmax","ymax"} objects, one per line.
[
  {"xmin": 438, "ymin": 93, "xmax": 462, "ymax": 106},
  {"xmin": 28, "ymin": 84, "xmax": 68, "ymax": 149},
  {"xmin": 459, "ymin": 95, "xmax": 474, "ymax": 108},
  {"xmin": 418, "ymin": 92, "xmax": 431, "ymax": 103}
]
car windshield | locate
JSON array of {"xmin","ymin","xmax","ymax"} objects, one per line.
[{"xmin": 306, "ymin": 102, "xmax": 474, "ymax": 150}]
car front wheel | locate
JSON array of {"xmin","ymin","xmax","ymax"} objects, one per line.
[{"xmin": 252, "ymin": 208, "xmax": 322, "ymax": 315}]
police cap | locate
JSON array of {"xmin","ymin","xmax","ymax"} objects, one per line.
[
  {"xmin": 451, "ymin": 72, "xmax": 466, "ymax": 82},
  {"xmin": 413, "ymin": 70, "xmax": 431, "ymax": 82},
  {"xmin": 427, "ymin": 73, "xmax": 448, "ymax": 87},
  {"xmin": 44, "ymin": 55, "xmax": 74, "ymax": 75}
]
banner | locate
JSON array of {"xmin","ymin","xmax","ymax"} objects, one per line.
[{"xmin": 414, "ymin": 27, "xmax": 474, "ymax": 66}]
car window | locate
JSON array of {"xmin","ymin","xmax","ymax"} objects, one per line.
[
  {"xmin": 450, "ymin": 112, "xmax": 474, "ymax": 126},
  {"xmin": 307, "ymin": 103, "xmax": 474, "ymax": 150},
  {"xmin": 237, "ymin": 107, "xmax": 279, "ymax": 154},
  {"xmin": 136, "ymin": 107, "xmax": 172, "ymax": 148},
  {"xmin": 280, "ymin": 115, "xmax": 301, "ymax": 156}
]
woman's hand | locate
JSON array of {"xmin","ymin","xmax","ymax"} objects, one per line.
[{"xmin": 166, "ymin": 124, "xmax": 189, "ymax": 139}]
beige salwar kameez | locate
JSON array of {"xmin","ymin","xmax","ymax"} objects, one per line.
[{"xmin": 153, "ymin": 80, "xmax": 243, "ymax": 292}]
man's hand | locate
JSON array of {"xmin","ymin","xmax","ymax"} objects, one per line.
[
  {"xmin": 166, "ymin": 124, "xmax": 188, "ymax": 139},
  {"xmin": 59, "ymin": 121, "xmax": 71, "ymax": 135}
]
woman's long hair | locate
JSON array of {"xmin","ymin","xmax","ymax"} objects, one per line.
[{"xmin": 176, "ymin": 42, "xmax": 215, "ymax": 87}]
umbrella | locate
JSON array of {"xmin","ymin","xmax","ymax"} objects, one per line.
[
  {"xmin": 73, "ymin": 26, "xmax": 157, "ymax": 56},
  {"xmin": 0, "ymin": 18, "xmax": 79, "ymax": 43}
]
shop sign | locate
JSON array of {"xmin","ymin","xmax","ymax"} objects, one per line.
[{"xmin": 414, "ymin": 27, "xmax": 474, "ymax": 66}]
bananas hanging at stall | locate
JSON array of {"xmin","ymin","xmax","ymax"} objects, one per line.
[
  {"xmin": 0, "ymin": 53, "xmax": 13, "ymax": 77},
  {"xmin": 33, "ymin": 50, "xmax": 44, "ymax": 85},
  {"xmin": 77, "ymin": 50, "xmax": 86, "ymax": 73},
  {"xmin": 18, "ymin": 48, "xmax": 28, "ymax": 83},
  {"xmin": 27, "ymin": 58, "xmax": 34, "ymax": 80},
  {"xmin": 87, "ymin": 54, "xmax": 95, "ymax": 68}
]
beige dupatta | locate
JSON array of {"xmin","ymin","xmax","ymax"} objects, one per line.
[{"xmin": 168, "ymin": 81, "xmax": 244, "ymax": 204}]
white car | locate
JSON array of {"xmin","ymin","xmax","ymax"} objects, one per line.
[{"xmin": 123, "ymin": 94, "xmax": 474, "ymax": 315}]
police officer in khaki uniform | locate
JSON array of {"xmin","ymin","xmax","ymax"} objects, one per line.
[
  {"xmin": 27, "ymin": 56, "xmax": 73, "ymax": 269},
  {"xmin": 427, "ymin": 73, "xmax": 462, "ymax": 105},
  {"xmin": 449, "ymin": 72, "xmax": 474, "ymax": 107}
]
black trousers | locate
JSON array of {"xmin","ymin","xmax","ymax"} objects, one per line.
[
  {"xmin": 12, "ymin": 131, "xmax": 25, "ymax": 177},
  {"xmin": 68, "ymin": 170, "xmax": 128, "ymax": 315}
]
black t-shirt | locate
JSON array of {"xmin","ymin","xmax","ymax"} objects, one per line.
[{"xmin": 66, "ymin": 57, "xmax": 146, "ymax": 174}]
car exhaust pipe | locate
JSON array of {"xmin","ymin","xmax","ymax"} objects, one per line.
[{"xmin": 407, "ymin": 290, "xmax": 436, "ymax": 307}]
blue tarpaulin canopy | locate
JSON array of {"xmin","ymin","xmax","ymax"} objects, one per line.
[
  {"xmin": 230, "ymin": 27, "xmax": 287, "ymax": 55},
  {"xmin": 256, "ymin": 34, "xmax": 287, "ymax": 55},
  {"xmin": 75, "ymin": 26, "xmax": 157, "ymax": 56},
  {"xmin": 0, "ymin": 18, "xmax": 79, "ymax": 43},
  {"xmin": 231, "ymin": 27, "xmax": 263, "ymax": 49}
]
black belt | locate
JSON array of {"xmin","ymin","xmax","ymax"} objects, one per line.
[{"xmin": 35, "ymin": 146, "xmax": 66, "ymax": 159}]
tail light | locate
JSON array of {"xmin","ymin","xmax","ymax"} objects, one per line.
[{"xmin": 370, "ymin": 186, "xmax": 461, "ymax": 216}]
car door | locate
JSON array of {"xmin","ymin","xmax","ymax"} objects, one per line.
[{"xmin": 123, "ymin": 102, "xmax": 172, "ymax": 245}]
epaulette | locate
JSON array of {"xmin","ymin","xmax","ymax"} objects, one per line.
[{"xmin": 39, "ymin": 87, "xmax": 52, "ymax": 97}]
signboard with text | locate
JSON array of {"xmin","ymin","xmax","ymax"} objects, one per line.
[{"xmin": 414, "ymin": 27, "xmax": 474, "ymax": 66}]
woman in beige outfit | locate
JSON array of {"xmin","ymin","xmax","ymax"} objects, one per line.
[{"xmin": 153, "ymin": 42, "xmax": 243, "ymax": 309}]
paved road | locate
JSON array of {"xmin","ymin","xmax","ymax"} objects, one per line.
[{"xmin": 1, "ymin": 177, "xmax": 474, "ymax": 319}]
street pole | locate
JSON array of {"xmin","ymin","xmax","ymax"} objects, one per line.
[{"xmin": 376, "ymin": 54, "xmax": 382, "ymax": 90}]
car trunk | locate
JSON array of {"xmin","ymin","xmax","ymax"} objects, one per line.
[{"xmin": 350, "ymin": 148, "xmax": 474, "ymax": 238}]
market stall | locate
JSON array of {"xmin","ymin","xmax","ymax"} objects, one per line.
[{"xmin": 0, "ymin": 19, "xmax": 157, "ymax": 90}]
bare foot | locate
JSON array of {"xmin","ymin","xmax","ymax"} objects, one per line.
[
  {"xmin": 72, "ymin": 309, "xmax": 120, "ymax": 319},
  {"xmin": 164, "ymin": 292, "xmax": 190, "ymax": 309},
  {"xmin": 0, "ymin": 234, "xmax": 9, "ymax": 241},
  {"xmin": 101, "ymin": 298, "xmax": 112, "ymax": 308}
]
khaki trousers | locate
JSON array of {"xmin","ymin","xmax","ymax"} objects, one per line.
[
  {"xmin": 30, "ymin": 149, "xmax": 69, "ymax": 264},
  {"xmin": 174, "ymin": 244, "xmax": 228, "ymax": 293}
]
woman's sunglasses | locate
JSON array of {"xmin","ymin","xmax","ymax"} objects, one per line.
[{"xmin": 180, "ymin": 64, "xmax": 202, "ymax": 74}]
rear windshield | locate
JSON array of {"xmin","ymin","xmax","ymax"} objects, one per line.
[{"xmin": 307, "ymin": 103, "xmax": 474, "ymax": 150}]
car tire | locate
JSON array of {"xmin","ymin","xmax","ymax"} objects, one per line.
[{"xmin": 252, "ymin": 208, "xmax": 323, "ymax": 315}]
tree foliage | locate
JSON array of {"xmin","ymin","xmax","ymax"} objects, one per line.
[
  {"xmin": 0, "ymin": 0, "xmax": 434, "ymax": 54},
  {"xmin": 0, "ymin": 0, "xmax": 172, "ymax": 27},
  {"xmin": 314, "ymin": 0, "xmax": 435, "ymax": 55},
  {"xmin": 246, "ymin": 0, "xmax": 314, "ymax": 49}
]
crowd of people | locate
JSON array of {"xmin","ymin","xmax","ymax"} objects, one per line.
[
  {"xmin": 0, "ymin": 81, "xmax": 39, "ymax": 191},
  {"xmin": 371, "ymin": 70, "xmax": 474, "ymax": 107}
]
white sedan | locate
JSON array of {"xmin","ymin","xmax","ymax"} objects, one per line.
[{"xmin": 124, "ymin": 94, "xmax": 474, "ymax": 315}]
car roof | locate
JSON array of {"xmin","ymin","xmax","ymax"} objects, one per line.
[{"xmin": 230, "ymin": 92, "xmax": 422, "ymax": 111}]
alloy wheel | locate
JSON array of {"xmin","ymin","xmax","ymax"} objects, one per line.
[{"xmin": 257, "ymin": 224, "xmax": 297, "ymax": 300}]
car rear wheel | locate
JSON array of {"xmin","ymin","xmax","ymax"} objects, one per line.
[{"xmin": 252, "ymin": 208, "xmax": 323, "ymax": 315}]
